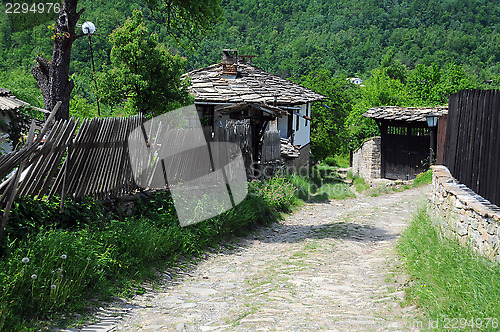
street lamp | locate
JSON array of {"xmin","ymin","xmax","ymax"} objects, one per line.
[
  {"xmin": 426, "ymin": 114, "xmax": 439, "ymax": 166},
  {"xmin": 82, "ymin": 21, "xmax": 101, "ymax": 117},
  {"xmin": 426, "ymin": 114, "xmax": 439, "ymax": 128}
]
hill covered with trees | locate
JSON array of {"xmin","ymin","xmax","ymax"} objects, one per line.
[
  {"xmin": 184, "ymin": 0, "xmax": 500, "ymax": 80},
  {"xmin": 0, "ymin": 0, "xmax": 499, "ymax": 157}
]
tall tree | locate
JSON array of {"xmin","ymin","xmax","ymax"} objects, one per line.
[
  {"xmin": 31, "ymin": 0, "xmax": 83, "ymax": 120},
  {"xmin": 98, "ymin": 10, "xmax": 193, "ymax": 117},
  {"xmin": 300, "ymin": 69, "xmax": 359, "ymax": 160},
  {"xmin": 30, "ymin": 0, "xmax": 222, "ymax": 120}
]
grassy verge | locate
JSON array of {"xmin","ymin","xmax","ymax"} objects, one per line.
[
  {"xmin": 0, "ymin": 165, "xmax": 360, "ymax": 330},
  {"xmin": 0, "ymin": 177, "xmax": 296, "ymax": 331},
  {"xmin": 289, "ymin": 164, "xmax": 355, "ymax": 201},
  {"xmin": 398, "ymin": 205, "xmax": 500, "ymax": 331}
]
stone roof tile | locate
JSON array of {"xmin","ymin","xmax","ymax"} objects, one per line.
[
  {"xmin": 184, "ymin": 63, "xmax": 326, "ymax": 106},
  {"xmin": 363, "ymin": 106, "xmax": 448, "ymax": 122}
]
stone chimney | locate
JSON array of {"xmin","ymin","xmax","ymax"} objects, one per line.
[{"xmin": 222, "ymin": 49, "xmax": 238, "ymax": 79}]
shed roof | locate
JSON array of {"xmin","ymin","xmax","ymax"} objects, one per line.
[
  {"xmin": 363, "ymin": 106, "xmax": 448, "ymax": 122},
  {"xmin": 0, "ymin": 88, "xmax": 28, "ymax": 112},
  {"xmin": 184, "ymin": 63, "xmax": 326, "ymax": 106}
]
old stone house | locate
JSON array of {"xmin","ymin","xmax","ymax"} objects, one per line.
[
  {"xmin": 0, "ymin": 88, "xmax": 30, "ymax": 154},
  {"xmin": 184, "ymin": 50, "xmax": 325, "ymax": 170}
]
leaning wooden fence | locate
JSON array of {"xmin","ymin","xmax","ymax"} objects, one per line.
[
  {"xmin": 0, "ymin": 115, "xmax": 144, "ymax": 204},
  {"xmin": 444, "ymin": 89, "xmax": 500, "ymax": 207},
  {"xmin": 0, "ymin": 113, "xmax": 282, "ymax": 211}
]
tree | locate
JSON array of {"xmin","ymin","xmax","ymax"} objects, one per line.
[
  {"xmin": 30, "ymin": 0, "xmax": 222, "ymax": 120},
  {"xmin": 97, "ymin": 10, "xmax": 192, "ymax": 117},
  {"xmin": 31, "ymin": 0, "xmax": 83, "ymax": 120},
  {"xmin": 300, "ymin": 69, "xmax": 359, "ymax": 160}
]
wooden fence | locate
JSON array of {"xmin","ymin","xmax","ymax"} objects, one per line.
[
  {"xmin": 0, "ymin": 114, "xmax": 282, "ymax": 209},
  {"xmin": 444, "ymin": 89, "xmax": 500, "ymax": 207},
  {"xmin": 0, "ymin": 115, "xmax": 143, "ymax": 204}
]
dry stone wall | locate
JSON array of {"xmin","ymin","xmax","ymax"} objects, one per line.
[
  {"xmin": 430, "ymin": 165, "xmax": 500, "ymax": 262},
  {"xmin": 352, "ymin": 136, "xmax": 381, "ymax": 180}
]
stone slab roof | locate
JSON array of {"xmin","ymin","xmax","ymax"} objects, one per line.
[
  {"xmin": 184, "ymin": 63, "xmax": 326, "ymax": 106},
  {"xmin": 363, "ymin": 106, "xmax": 448, "ymax": 122},
  {"xmin": 0, "ymin": 88, "xmax": 28, "ymax": 112}
]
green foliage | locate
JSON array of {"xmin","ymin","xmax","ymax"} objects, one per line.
[
  {"xmin": 287, "ymin": 165, "xmax": 354, "ymax": 201},
  {"xmin": 353, "ymin": 176, "xmax": 369, "ymax": 193},
  {"xmin": 97, "ymin": 10, "xmax": 193, "ymax": 117},
  {"xmin": 398, "ymin": 206, "xmax": 500, "ymax": 330},
  {"xmin": 346, "ymin": 62, "xmax": 483, "ymax": 150},
  {"xmin": 248, "ymin": 176, "xmax": 296, "ymax": 211},
  {"xmin": 146, "ymin": 0, "xmax": 223, "ymax": 43},
  {"xmin": 174, "ymin": 0, "xmax": 500, "ymax": 82},
  {"xmin": 413, "ymin": 169, "xmax": 433, "ymax": 187},
  {"xmin": 0, "ymin": 173, "xmax": 304, "ymax": 330},
  {"xmin": 300, "ymin": 69, "xmax": 359, "ymax": 160}
]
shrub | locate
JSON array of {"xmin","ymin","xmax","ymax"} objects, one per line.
[{"xmin": 324, "ymin": 156, "xmax": 336, "ymax": 166}]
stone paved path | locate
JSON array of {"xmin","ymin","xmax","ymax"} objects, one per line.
[{"xmin": 81, "ymin": 186, "xmax": 429, "ymax": 332}]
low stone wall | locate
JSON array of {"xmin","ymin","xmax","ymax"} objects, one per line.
[
  {"xmin": 352, "ymin": 136, "xmax": 381, "ymax": 180},
  {"xmin": 430, "ymin": 165, "xmax": 500, "ymax": 262},
  {"xmin": 284, "ymin": 143, "xmax": 310, "ymax": 171}
]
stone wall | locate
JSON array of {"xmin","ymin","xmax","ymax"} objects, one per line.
[
  {"xmin": 352, "ymin": 136, "xmax": 381, "ymax": 180},
  {"xmin": 284, "ymin": 143, "xmax": 310, "ymax": 171},
  {"xmin": 430, "ymin": 165, "xmax": 500, "ymax": 262}
]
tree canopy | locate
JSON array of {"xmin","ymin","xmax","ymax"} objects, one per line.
[{"xmin": 97, "ymin": 10, "xmax": 192, "ymax": 116}]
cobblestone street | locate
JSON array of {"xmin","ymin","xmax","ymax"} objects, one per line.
[{"xmin": 80, "ymin": 186, "xmax": 428, "ymax": 332}]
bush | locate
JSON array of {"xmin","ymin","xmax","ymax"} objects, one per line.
[{"xmin": 324, "ymin": 156, "xmax": 336, "ymax": 166}]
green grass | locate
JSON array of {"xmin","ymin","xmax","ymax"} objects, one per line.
[
  {"xmin": 353, "ymin": 177, "xmax": 369, "ymax": 192},
  {"xmin": 316, "ymin": 183, "xmax": 355, "ymax": 200},
  {"xmin": 398, "ymin": 205, "xmax": 500, "ymax": 331},
  {"xmin": 323, "ymin": 154, "xmax": 350, "ymax": 168},
  {"xmin": 413, "ymin": 169, "xmax": 432, "ymax": 187},
  {"xmin": 288, "ymin": 165, "xmax": 354, "ymax": 201},
  {"xmin": 0, "ymin": 181, "xmax": 292, "ymax": 331}
]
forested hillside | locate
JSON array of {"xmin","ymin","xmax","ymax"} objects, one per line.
[
  {"xmin": 183, "ymin": 0, "xmax": 500, "ymax": 79},
  {"xmin": 0, "ymin": 0, "xmax": 499, "ymax": 156},
  {"xmin": 2, "ymin": 0, "xmax": 500, "ymax": 82}
]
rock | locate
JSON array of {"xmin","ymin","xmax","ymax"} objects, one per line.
[{"xmin": 176, "ymin": 322, "xmax": 187, "ymax": 332}]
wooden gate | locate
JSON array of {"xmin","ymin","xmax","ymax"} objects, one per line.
[{"xmin": 381, "ymin": 125, "xmax": 430, "ymax": 180}]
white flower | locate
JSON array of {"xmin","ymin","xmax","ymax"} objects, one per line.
[
  {"xmin": 31, "ymin": 274, "xmax": 37, "ymax": 280},
  {"xmin": 61, "ymin": 254, "xmax": 67, "ymax": 260},
  {"xmin": 51, "ymin": 285, "xmax": 57, "ymax": 290},
  {"xmin": 22, "ymin": 257, "xmax": 29, "ymax": 264}
]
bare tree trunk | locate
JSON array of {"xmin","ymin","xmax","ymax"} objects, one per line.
[{"xmin": 31, "ymin": 0, "xmax": 84, "ymax": 121}]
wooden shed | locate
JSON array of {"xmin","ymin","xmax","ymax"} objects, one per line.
[
  {"xmin": 363, "ymin": 106, "xmax": 448, "ymax": 180},
  {"xmin": 0, "ymin": 89, "xmax": 30, "ymax": 154}
]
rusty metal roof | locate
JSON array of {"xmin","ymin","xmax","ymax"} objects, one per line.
[
  {"xmin": 184, "ymin": 63, "xmax": 326, "ymax": 106},
  {"xmin": 363, "ymin": 106, "xmax": 448, "ymax": 122},
  {"xmin": 0, "ymin": 88, "xmax": 28, "ymax": 112}
]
